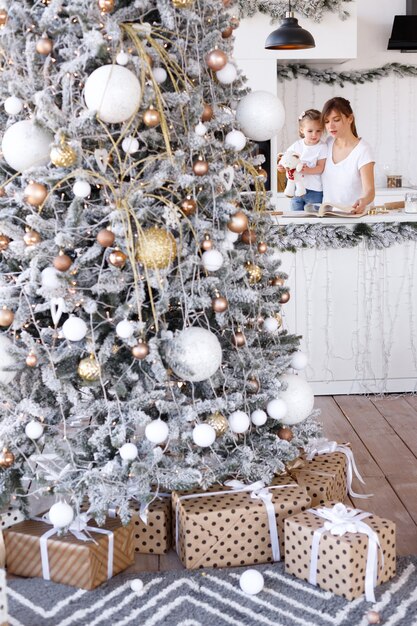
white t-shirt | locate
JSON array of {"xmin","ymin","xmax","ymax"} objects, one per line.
[
  {"xmin": 287, "ymin": 138, "xmax": 327, "ymax": 192},
  {"xmin": 322, "ymin": 138, "xmax": 375, "ymax": 206}
]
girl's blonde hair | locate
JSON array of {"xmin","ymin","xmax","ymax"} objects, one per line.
[
  {"xmin": 321, "ymin": 97, "xmax": 358, "ymax": 138},
  {"xmin": 298, "ymin": 109, "xmax": 322, "ymax": 138}
]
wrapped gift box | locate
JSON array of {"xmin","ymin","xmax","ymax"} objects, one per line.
[
  {"xmin": 289, "ymin": 452, "xmax": 347, "ymax": 507},
  {"xmin": 0, "ymin": 506, "xmax": 25, "ymax": 530},
  {"xmin": 173, "ymin": 476, "xmax": 311, "ymax": 570},
  {"xmin": 4, "ymin": 515, "xmax": 134, "ymax": 590},
  {"xmin": 0, "ymin": 569, "xmax": 7, "ymax": 626},
  {"xmin": 131, "ymin": 497, "xmax": 171, "ymax": 555},
  {"xmin": 285, "ymin": 502, "xmax": 396, "ymax": 601}
]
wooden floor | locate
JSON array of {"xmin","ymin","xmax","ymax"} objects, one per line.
[{"xmin": 127, "ymin": 394, "xmax": 417, "ymax": 574}]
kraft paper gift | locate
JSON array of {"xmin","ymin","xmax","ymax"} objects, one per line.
[{"xmin": 131, "ymin": 496, "xmax": 171, "ymax": 555}]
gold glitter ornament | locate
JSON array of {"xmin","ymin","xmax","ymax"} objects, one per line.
[
  {"xmin": 77, "ymin": 355, "xmax": 101, "ymax": 382},
  {"xmin": 206, "ymin": 412, "xmax": 228, "ymax": 437},
  {"xmin": 246, "ymin": 263, "xmax": 262, "ymax": 285},
  {"xmin": 172, "ymin": 0, "xmax": 194, "ymax": 8},
  {"xmin": 50, "ymin": 137, "xmax": 77, "ymax": 168},
  {"xmin": 136, "ymin": 227, "xmax": 177, "ymax": 270},
  {"xmin": 0, "ymin": 448, "xmax": 15, "ymax": 468}
]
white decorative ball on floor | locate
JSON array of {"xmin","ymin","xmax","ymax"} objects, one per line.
[
  {"xmin": 152, "ymin": 67, "xmax": 167, "ymax": 84},
  {"xmin": 145, "ymin": 419, "xmax": 169, "ymax": 444},
  {"xmin": 263, "ymin": 317, "xmax": 279, "ymax": 333},
  {"xmin": 228, "ymin": 410, "xmax": 250, "ymax": 433},
  {"xmin": 202, "ymin": 249, "xmax": 223, "ymax": 272},
  {"xmin": 239, "ymin": 569, "xmax": 264, "ymax": 595},
  {"xmin": 72, "ymin": 180, "xmax": 91, "ymax": 198},
  {"xmin": 192, "ymin": 423, "xmax": 216, "ymax": 447},
  {"xmin": 225, "ymin": 129, "xmax": 246, "ymax": 151},
  {"xmin": 0, "ymin": 335, "xmax": 17, "ymax": 385},
  {"xmin": 167, "ymin": 327, "xmax": 222, "ymax": 382},
  {"xmin": 116, "ymin": 319, "xmax": 134, "ymax": 339},
  {"xmin": 4, "ymin": 96, "xmax": 23, "ymax": 115},
  {"xmin": 116, "ymin": 51, "xmax": 129, "ymax": 66},
  {"xmin": 236, "ymin": 91, "xmax": 285, "ymax": 141},
  {"xmin": 266, "ymin": 398, "xmax": 287, "ymax": 420},
  {"xmin": 49, "ymin": 502, "xmax": 74, "ymax": 529},
  {"xmin": 1, "ymin": 120, "xmax": 53, "ymax": 171},
  {"xmin": 25, "ymin": 420, "xmax": 44, "ymax": 440},
  {"xmin": 251, "ymin": 409, "xmax": 268, "ymax": 426},
  {"xmin": 194, "ymin": 122, "xmax": 208, "ymax": 137},
  {"xmin": 121, "ymin": 135, "xmax": 139, "ymax": 154},
  {"xmin": 84, "ymin": 65, "xmax": 141, "ymax": 124},
  {"xmin": 290, "ymin": 351, "xmax": 308, "ymax": 371},
  {"xmin": 119, "ymin": 442, "xmax": 138, "ymax": 461},
  {"xmin": 279, "ymin": 374, "xmax": 314, "ymax": 425},
  {"xmin": 41, "ymin": 267, "xmax": 61, "ymax": 290},
  {"xmin": 216, "ymin": 63, "xmax": 238, "ymax": 84},
  {"xmin": 62, "ymin": 316, "xmax": 88, "ymax": 342},
  {"xmin": 130, "ymin": 579, "xmax": 144, "ymax": 592}
]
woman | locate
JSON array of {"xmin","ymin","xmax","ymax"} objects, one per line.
[{"xmin": 321, "ymin": 97, "xmax": 375, "ymax": 214}]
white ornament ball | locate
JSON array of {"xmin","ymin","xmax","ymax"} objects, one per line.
[
  {"xmin": 84, "ymin": 65, "xmax": 141, "ymax": 124},
  {"xmin": 116, "ymin": 319, "xmax": 134, "ymax": 339},
  {"xmin": 216, "ymin": 63, "xmax": 238, "ymax": 85},
  {"xmin": 152, "ymin": 67, "xmax": 167, "ymax": 84},
  {"xmin": 225, "ymin": 129, "xmax": 246, "ymax": 151},
  {"xmin": 130, "ymin": 578, "xmax": 144, "ymax": 592},
  {"xmin": 202, "ymin": 249, "xmax": 223, "ymax": 272},
  {"xmin": 290, "ymin": 351, "xmax": 308, "ymax": 371},
  {"xmin": 194, "ymin": 122, "xmax": 208, "ymax": 137},
  {"xmin": 225, "ymin": 229, "xmax": 239, "ymax": 243},
  {"xmin": 239, "ymin": 569, "xmax": 264, "ymax": 595},
  {"xmin": 119, "ymin": 442, "xmax": 138, "ymax": 461},
  {"xmin": 4, "ymin": 96, "xmax": 23, "ymax": 115},
  {"xmin": 279, "ymin": 374, "xmax": 314, "ymax": 425},
  {"xmin": 266, "ymin": 398, "xmax": 288, "ymax": 420},
  {"xmin": 263, "ymin": 317, "xmax": 280, "ymax": 333},
  {"xmin": 0, "ymin": 334, "xmax": 17, "ymax": 385},
  {"xmin": 72, "ymin": 180, "xmax": 91, "ymax": 198},
  {"xmin": 145, "ymin": 419, "xmax": 169, "ymax": 444},
  {"xmin": 192, "ymin": 423, "xmax": 216, "ymax": 447},
  {"xmin": 236, "ymin": 91, "xmax": 285, "ymax": 141},
  {"xmin": 167, "ymin": 327, "xmax": 222, "ymax": 382},
  {"xmin": 1, "ymin": 120, "xmax": 53, "ymax": 171},
  {"xmin": 25, "ymin": 420, "xmax": 44, "ymax": 440},
  {"xmin": 48, "ymin": 502, "xmax": 74, "ymax": 529},
  {"xmin": 228, "ymin": 410, "xmax": 250, "ymax": 434},
  {"xmin": 41, "ymin": 267, "xmax": 61, "ymax": 290},
  {"xmin": 116, "ymin": 51, "xmax": 129, "ymax": 66},
  {"xmin": 121, "ymin": 135, "xmax": 139, "ymax": 154},
  {"xmin": 62, "ymin": 316, "xmax": 88, "ymax": 342},
  {"xmin": 251, "ymin": 409, "xmax": 268, "ymax": 426}
]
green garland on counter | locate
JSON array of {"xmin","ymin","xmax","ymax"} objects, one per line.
[
  {"xmin": 271, "ymin": 221, "xmax": 417, "ymax": 252},
  {"xmin": 238, "ymin": 0, "xmax": 352, "ymax": 22},
  {"xmin": 276, "ymin": 62, "xmax": 417, "ymax": 86}
]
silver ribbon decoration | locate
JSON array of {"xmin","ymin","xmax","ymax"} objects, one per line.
[
  {"xmin": 305, "ymin": 438, "xmax": 372, "ymax": 499},
  {"xmin": 308, "ymin": 503, "xmax": 382, "ymax": 603},
  {"xmin": 50, "ymin": 297, "xmax": 67, "ymax": 326}
]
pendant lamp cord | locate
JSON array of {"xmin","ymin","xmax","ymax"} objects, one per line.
[{"xmin": 288, "ymin": 0, "xmax": 291, "ymax": 13}]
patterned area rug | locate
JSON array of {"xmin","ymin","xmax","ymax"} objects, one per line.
[{"xmin": 7, "ymin": 556, "xmax": 417, "ymax": 626}]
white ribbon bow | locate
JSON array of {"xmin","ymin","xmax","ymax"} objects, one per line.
[
  {"xmin": 308, "ymin": 503, "xmax": 382, "ymax": 602},
  {"xmin": 305, "ymin": 438, "xmax": 372, "ymax": 499}
]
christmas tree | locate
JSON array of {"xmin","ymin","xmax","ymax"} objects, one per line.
[{"xmin": 0, "ymin": 0, "xmax": 320, "ymax": 525}]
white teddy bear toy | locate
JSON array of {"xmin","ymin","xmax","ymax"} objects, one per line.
[{"xmin": 278, "ymin": 150, "xmax": 306, "ymax": 198}]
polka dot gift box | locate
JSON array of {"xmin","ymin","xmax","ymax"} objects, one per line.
[
  {"xmin": 130, "ymin": 496, "xmax": 172, "ymax": 555},
  {"xmin": 172, "ymin": 475, "xmax": 311, "ymax": 570},
  {"xmin": 285, "ymin": 502, "xmax": 396, "ymax": 601},
  {"xmin": 286, "ymin": 452, "xmax": 347, "ymax": 507}
]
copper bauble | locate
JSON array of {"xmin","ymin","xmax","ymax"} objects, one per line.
[
  {"xmin": 136, "ymin": 227, "xmax": 177, "ymax": 270},
  {"xmin": 222, "ymin": 0, "xmax": 232, "ymax": 6},
  {"xmin": 366, "ymin": 611, "xmax": 381, "ymax": 625},
  {"xmin": 0, "ymin": 9, "xmax": 8, "ymax": 27},
  {"xmin": 193, "ymin": 158, "xmax": 209, "ymax": 176},
  {"xmin": 0, "ymin": 187, "xmax": 6, "ymax": 197},
  {"xmin": 246, "ymin": 376, "xmax": 260, "ymax": 394},
  {"xmin": 257, "ymin": 241, "xmax": 268, "ymax": 254},
  {"xmin": 206, "ymin": 412, "xmax": 228, "ymax": 437},
  {"xmin": 221, "ymin": 26, "xmax": 233, "ymax": 39},
  {"xmin": 36, "ymin": 35, "xmax": 53, "ymax": 55},
  {"xmin": 143, "ymin": 107, "xmax": 160, "ymax": 128},
  {"xmin": 277, "ymin": 426, "xmax": 293, "ymax": 441},
  {"xmin": 78, "ymin": 355, "xmax": 101, "ymax": 382},
  {"xmin": 97, "ymin": 229, "xmax": 115, "ymax": 248},
  {"xmin": 23, "ymin": 229, "xmax": 41, "ymax": 246},
  {"xmin": 246, "ymin": 263, "xmax": 262, "ymax": 285},
  {"xmin": 206, "ymin": 49, "xmax": 228, "ymax": 72},
  {"xmin": 98, "ymin": 0, "xmax": 115, "ymax": 12},
  {"xmin": 227, "ymin": 210, "xmax": 248, "ymax": 234},
  {"xmin": 24, "ymin": 182, "xmax": 48, "ymax": 207},
  {"xmin": 0, "ymin": 307, "xmax": 14, "ymax": 327},
  {"xmin": 212, "ymin": 295, "xmax": 228, "ymax": 313},
  {"xmin": 53, "ymin": 253, "xmax": 72, "ymax": 272},
  {"xmin": 201, "ymin": 235, "xmax": 213, "ymax": 251},
  {"xmin": 0, "ymin": 234, "xmax": 10, "ymax": 251},
  {"xmin": 271, "ymin": 276, "xmax": 285, "ymax": 287},
  {"xmin": 50, "ymin": 138, "xmax": 77, "ymax": 168},
  {"xmin": 109, "ymin": 249, "xmax": 127, "ymax": 268},
  {"xmin": 0, "ymin": 448, "xmax": 15, "ymax": 468},
  {"xmin": 172, "ymin": 0, "xmax": 194, "ymax": 7},
  {"xmin": 201, "ymin": 103, "xmax": 213, "ymax": 122},
  {"xmin": 279, "ymin": 291, "xmax": 290, "ymax": 304},
  {"xmin": 26, "ymin": 353, "xmax": 38, "ymax": 367},
  {"xmin": 180, "ymin": 197, "xmax": 197, "ymax": 216},
  {"xmin": 241, "ymin": 229, "xmax": 257, "ymax": 245},
  {"xmin": 256, "ymin": 167, "xmax": 268, "ymax": 182},
  {"xmin": 132, "ymin": 342, "xmax": 149, "ymax": 360},
  {"xmin": 232, "ymin": 330, "xmax": 246, "ymax": 347}
]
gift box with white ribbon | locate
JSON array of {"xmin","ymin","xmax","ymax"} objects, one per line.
[{"xmin": 130, "ymin": 496, "xmax": 171, "ymax": 555}]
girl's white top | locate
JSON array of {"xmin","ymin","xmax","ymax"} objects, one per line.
[{"xmin": 287, "ymin": 138, "xmax": 328, "ymax": 192}]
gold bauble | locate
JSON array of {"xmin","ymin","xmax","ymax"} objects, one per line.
[
  {"xmin": 0, "ymin": 448, "xmax": 15, "ymax": 469},
  {"xmin": 212, "ymin": 295, "xmax": 228, "ymax": 313},
  {"xmin": 221, "ymin": 26, "xmax": 233, "ymax": 39},
  {"xmin": 136, "ymin": 227, "xmax": 177, "ymax": 270},
  {"xmin": 26, "ymin": 353, "xmax": 38, "ymax": 367},
  {"xmin": 279, "ymin": 291, "xmax": 290, "ymax": 304},
  {"xmin": 366, "ymin": 611, "xmax": 381, "ymax": 625},
  {"xmin": 246, "ymin": 263, "xmax": 262, "ymax": 285},
  {"xmin": 98, "ymin": 0, "xmax": 115, "ymax": 12},
  {"xmin": 97, "ymin": 229, "xmax": 115, "ymax": 248},
  {"xmin": 132, "ymin": 342, "xmax": 149, "ymax": 360},
  {"xmin": 206, "ymin": 412, "xmax": 228, "ymax": 437},
  {"xmin": 201, "ymin": 103, "xmax": 213, "ymax": 122},
  {"xmin": 180, "ymin": 197, "xmax": 197, "ymax": 216},
  {"xmin": 271, "ymin": 276, "xmax": 285, "ymax": 287},
  {"xmin": 23, "ymin": 229, "xmax": 41, "ymax": 246},
  {"xmin": 246, "ymin": 376, "xmax": 260, "ymax": 394},
  {"xmin": 77, "ymin": 355, "xmax": 101, "ymax": 382},
  {"xmin": 201, "ymin": 235, "xmax": 213, "ymax": 251},
  {"xmin": 0, "ymin": 307, "xmax": 14, "ymax": 327},
  {"xmin": 143, "ymin": 106, "xmax": 160, "ymax": 128},
  {"xmin": 53, "ymin": 253, "xmax": 72, "ymax": 272},
  {"xmin": 257, "ymin": 241, "xmax": 268, "ymax": 254},
  {"xmin": 227, "ymin": 210, "xmax": 248, "ymax": 234},
  {"xmin": 206, "ymin": 49, "xmax": 228, "ymax": 72},
  {"xmin": 50, "ymin": 138, "xmax": 77, "ymax": 168},
  {"xmin": 172, "ymin": 0, "xmax": 194, "ymax": 7},
  {"xmin": 109, "ymin": 249, "xmax": 127, "ymax": 268},
  {"xmin": 0, "ymin": 234, "xmax": 10, "ymax": 251},
  {"xmin": 0, "ymin": 9, "xmax": 8, "ymax": 27},
  {"xmin": 276, "ymin": 426, "xmax": 293, "ymax": 441},
  {"xmin": 24, "ymin": 182, "xmax": 48, "ymax": 207},
  {"xmin": 193, "ymin": 158, "xmax": 209, "ymax": 176},
  {"xmin": 241, "ymin": 229, "xmax": 257, "ymax": 245},
  {"xmin": 36, "ymin": 35, "xmax": 53, "ymax": 55},
  {"xmin": 232, "ymin": 330, "xmax": 246, "ymax": 347}
]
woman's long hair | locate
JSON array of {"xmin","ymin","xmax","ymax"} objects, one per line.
[{"xmin": 321, "ymin": 97, "xmax": 358, "ymax": 138}]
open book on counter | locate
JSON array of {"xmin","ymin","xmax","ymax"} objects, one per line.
[{"xmin": 296, "ymin": 202, "xmax": 366, "ymax": 218}]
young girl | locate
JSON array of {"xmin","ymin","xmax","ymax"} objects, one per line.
[{"xmin": 279, "ymin": 109, "xmax": 327, "ymax": 211}]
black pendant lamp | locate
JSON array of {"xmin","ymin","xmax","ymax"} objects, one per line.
[{"xmin": 265, "ymin": 1, "xmax": 315, "ymax": 50}]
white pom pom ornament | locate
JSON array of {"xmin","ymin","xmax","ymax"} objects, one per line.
[
  {"xmin": 194, "ymin": 122, "xmax": 208, "ymax": 137},
  {"xmin": 49, "ymin": 502, "xmax": 74, "ymax": 529},
  {"xmin": 116, "ymin": 51, "xmax": 129, "ymax": 66}
]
